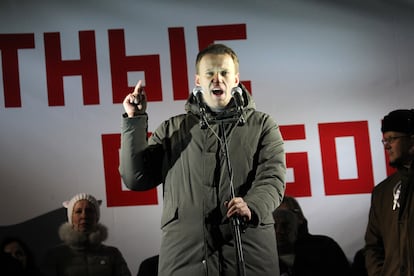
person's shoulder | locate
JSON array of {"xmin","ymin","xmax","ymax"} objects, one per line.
[
  {"xmin": 246, "ymin": 110, "xmax": 280, "ymax": 126},
  {"xmin": 301, "ymin": 233, "xmax": 344, "ymax": 250},
  {"xmin": 99, "ymin": 244, "xmax": 125, "ymax": 255},
  {"xmin": 45, "ymin": 243, "xmax": 67, "ymax": 253},
  {"xmin": 173, "ymin": 113, "xmax": 190, "ymax": 122},
  {"xmin": 306, "ymin": 233, "xmax": 336, "ymax": 243},
  {"xmin": 137, "ymin": 255, "xmax": 159, "ymax": 276},
  {"xmin": 303, "ymin": 234, "xmax": 347, "ymax": 255},
  {"xmin": 372, "ymin": 172, "xmax": 401, "ymax": 194},
  {"xmin": 248, "ymin": 109, "xmax": 271, "ymax": 117},
  {"xmin": 141, "ymin": 254, "xmax": 159, "ymax": 265},
  {"xmin": 162, "ymin": 113, "xmax": 189, "ymax": 125},
  {"xmin": 157, "ymin": 113, "xmax": 194, "ymax": 132}
]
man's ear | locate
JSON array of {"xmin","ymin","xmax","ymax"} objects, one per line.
[
  {"xmin": 235, "ymin": 72, "xmax": 240, "ymax": 85},
  {"xmin": 195, "ymin": 75, "xmax": 200, "ymax": 86}
]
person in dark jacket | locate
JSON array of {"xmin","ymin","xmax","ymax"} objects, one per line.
[
  {"xmin": 41, "ymin": 193, "xmax": 131, "ymax": 276},
  {"xmin": 0, "ymin": 251, "xmax": 24, "ymax": 276},
  {"xmin": 350, "ymin": 248, "xmax": 368, "ymax": 276},
  {"xmin": 277, "ymin": 195, "xmax": 351, "ymax": 276},
  {"xmin": 364, "ymin": 109, "xmax": 414, "ymax": 275},
  {"xmin": 273, "ymin": 208, "xmax": 298, "ymax": 276},
  {"xmin": 1, "ymin": 236, "xmax": 42, "ymax": 276},
  {"xmin": 136, "ymin": 254, "xmax": 158, "ymax": 276},
  {"xmin": 119, "ymin": 43, "xmax": 286, "ymax": 275}
]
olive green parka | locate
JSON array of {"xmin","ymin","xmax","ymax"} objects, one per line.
[{"xmin": 120, "ymin": 84, "xmax": 286, "ymax": 276}]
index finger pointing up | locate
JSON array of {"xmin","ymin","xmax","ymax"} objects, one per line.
[{"xmin": 132, "ymin": 80, "xmax": 142, "ymax": 96}]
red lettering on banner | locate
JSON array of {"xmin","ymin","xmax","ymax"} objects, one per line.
[
  {"xmin": 101, "ymin": 120, "xmax": 386, "ymax": 206},
  {"xmin": 168, "ymin": 27, "xmax": 189, "ymax": 100},
  {"xmin": 101, "ymin": 133, "xmax": 158, "ymax": 207},
  {"xmin": 44, "ymin": 31, "xmax": 99, "ymax": 106},
  {"xmin": 1, "ymin": 24, "xmax": 250, "ymax": 108},
  {"xmin": 108, "ymin": 29, "xmax": 162, "ymax": 104},
  {"xmin": 319, "ymin": 121, "xmax": 374, "ymax": 195},
  {"xmin": 0, "ymin": 33, "xmax": 35, "ymax": 107},
  {"xmin": 2, "ymin": 26, "xmax": 392, "ymax": 206},
  {"xmin": 286, "ymin": 152, "xmax": 312, "ymax": 197},
  {"xmin": 280, "ymin": 125, "xmax": 312, "ymax": 197},
  {"xmin": 280, "ymin": 124, "xmax": 306, "ymax": 140},
  {"xmin": 197, "ymin": 24, "xmax": 247, "ymax": 51}
]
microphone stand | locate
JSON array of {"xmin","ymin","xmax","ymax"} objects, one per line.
[
  {"xmin": 194, "ymin": 88, "xmax": 246, "ymax": 275},
  {"xmin": 219, "ymin": 120, "xmax": 246, "ymax": 276}
]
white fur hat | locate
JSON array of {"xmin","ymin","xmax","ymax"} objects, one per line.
[{"xmin": 63, "ymin": 193, "xmax": 102, "ymax": 224}]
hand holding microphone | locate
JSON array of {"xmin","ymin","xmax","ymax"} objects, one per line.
[{"xmin": 123, "ymin": 80, "xmax": 147, "ymax": 117}]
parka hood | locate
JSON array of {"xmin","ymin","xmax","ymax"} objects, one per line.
[
  {"xmin": 58, "ymin": 222, "xmax": 108, "ymax": 249},
  {"xmin": 185, "ymin": 82, "xmax": 256, "ymax": 123}
]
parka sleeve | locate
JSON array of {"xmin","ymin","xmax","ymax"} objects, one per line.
[
  {"xmin": 119, "ymin": 114, "xmax": 163, "ymax": 190},
  {"xmin": 243, "ymin": 114, "xmax": 286, "ymax": 225}
]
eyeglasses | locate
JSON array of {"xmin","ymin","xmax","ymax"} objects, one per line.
[{"xmin": 381, "ymin": 135, "xmax": 409, "ymax": 145}]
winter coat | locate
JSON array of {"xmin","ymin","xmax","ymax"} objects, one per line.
[
  {"xmin": 365, "ymin": 166, "xmax": 414, "ymax": 276},
  {"xmin": 119, "ymin": 84, "xmax": 286, "ymax": 276},
  {"xmin": 293, "ymin": 232, "xmax": 351, "ymax": 275},
  {"xmin": 41, "ymin": 223, "xmax": 131, "ymax": 276},
  {"xmin": 279, "ymin": 219, "xmax": 351, "ymax": 276}
]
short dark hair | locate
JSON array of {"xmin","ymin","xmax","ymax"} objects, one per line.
[{"xmin": 195, "ymin": 43, "xmax": 239, "ymax": 74}]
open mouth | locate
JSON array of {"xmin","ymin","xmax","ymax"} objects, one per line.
[{"xmin": 212, "ymin": 88, "xmax": 224, "ymax": 96}]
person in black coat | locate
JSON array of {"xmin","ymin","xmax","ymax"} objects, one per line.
[
  {"xmin": 0, "ymin": 251, "xmax": 24, "ymax": 276},
  {"xmin": 276, "ymin": 195, "xmax": 351, "ymax": 276},
  {"xmin": 137, "ymin": 255, "xmax": 159, "ymax": 276},
  {"xmin": 1, "ymin": 236, "xmax": 42, "ymax": 276}
]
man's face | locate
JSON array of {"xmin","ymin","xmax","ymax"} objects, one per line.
[
  {"xmin": 382, "ymin": 131, "xmax": 414, "ymax": 167},
  {"xmin": 195, "ymin": 53, "xmax": 239, "ymax": 111}
]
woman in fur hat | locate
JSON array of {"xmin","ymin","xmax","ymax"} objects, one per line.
[{"xmin": 41, "ymin": 193, "xmax": 131, "ymax": 276}]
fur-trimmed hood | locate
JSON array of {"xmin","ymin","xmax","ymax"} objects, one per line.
[
  {"xmin": 185, "ymin": 82, "xmax": 255, "ymax": 119},
  {"xmin": 58, "ymin": 222, "xmax": 108, "ymax": 249},
  {"xmin": 42, "ymin": 223, "xmax": 132, "ymax": 276}
]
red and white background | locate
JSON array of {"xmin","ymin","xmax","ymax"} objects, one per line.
[{"xmin": 1, "ymin": 0, "xmax": 414, "ymax": 274}]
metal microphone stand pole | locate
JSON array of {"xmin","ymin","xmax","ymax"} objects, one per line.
[{"xmin": 219, "ymin": 121, "xmax": 246, "ymax": 276}]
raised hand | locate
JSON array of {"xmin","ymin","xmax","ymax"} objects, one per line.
[{"xmin": 122, "ymin": 80, "xmax": 147, "ymax": 117}]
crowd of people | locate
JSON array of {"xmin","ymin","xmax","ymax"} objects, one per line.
[{"xmin": 2, "ymin": 42, "xmax": 413, "ymax": 276}]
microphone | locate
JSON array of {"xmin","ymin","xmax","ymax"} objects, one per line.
[
  {"xmin": 192, "ymin": 86, "xmax": 206, "ymax": 111},
  {"xmin": 231, "ymin": 86, "xmax": 244, "ymax": 113},
  {"xmin": 231, "ymin": 86, "xmax": 246, "ymax": 126},
  {"xmin": 192, "ymin": 86, "xmax": 207, "ymax": 129}
]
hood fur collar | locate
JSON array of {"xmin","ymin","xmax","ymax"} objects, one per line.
[{"xmin": 58, "ymin": 222, "xmax": 108, "ymax": 248}]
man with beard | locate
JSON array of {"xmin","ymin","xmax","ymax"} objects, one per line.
[{"xmin": 365, "ymin": 109, "xmax": 414, "ymax": 276}]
